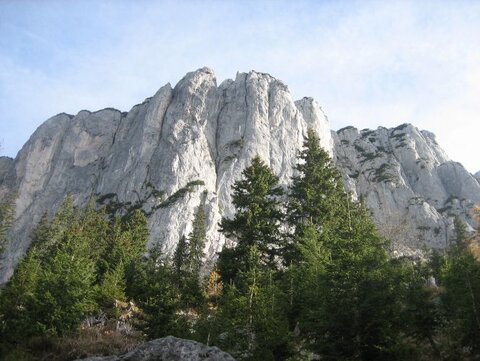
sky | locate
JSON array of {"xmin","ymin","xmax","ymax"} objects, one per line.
[{"xmin": 0, "ymin": 0, "xmax": 479, "ymax": 172}]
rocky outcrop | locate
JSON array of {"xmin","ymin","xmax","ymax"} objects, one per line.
[
  {"xmin": 1, "ymin": 67, "xmax": 479, "ymax": 282},
  {"xmin": 332, "ymin": 124, "xmax": 480, "ymax": 255},
  {"xmin": 0, "ymin": 68, "xmax": 331, "ymax": 283},
  {"xmin": 75, "ymin": 336, "xmax": 236, "ymax": 361}
]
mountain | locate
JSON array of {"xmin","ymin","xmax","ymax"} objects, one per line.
[
  {"xmin": 0, "ymin": 67, "xmax": 478, "ymax": 283},
  {"xmin": 333, "ymin": 125, "xmax": 480, "ymax": 255},
  {"xmin": 0, "ymin": 67, "xmax": 331, "ymax": 283}
]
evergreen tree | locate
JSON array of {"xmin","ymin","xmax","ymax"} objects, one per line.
[
  {"xmin": 34, "ymin": 221, "xmax": 96, "ymax": 335},
  {"xmin": 126, "ymin": 250, "xmax": 180, "ymax": 339},
  {"xmin": 182, "ymin": 206, "xmax": 207, "ymax": 308},
  {"xmin": 31, "ymin": 212, "xmax": 51, "ymax": 246},
  {"xmin": 311, "ymin": 202, "xmax": 403, "ymax": 360},
  {"xmin": 124, "ymin": 209, "xmax": 149, "ymax": 259},
  {"xmin": 173, "ymin": 235, "xmax": 188, "ymax": 274},
  {"xmin": 0, "ymin": 197, "xmax": 150, "ymax": 348},
  {"xmin": 213, "ymin": 246, "xmax": 291, "ymax": 360},
  {"xmin": 287, "ymin": 128, "xmax": 344, "ymax": 252},
  {"xmin": 440, "ymin": 248, "xmax": 480, "ymax": 358},
  {"xmin": 34, "ymin": 195, "xmax": 76, "ymax": 262},
  {"xmin": 287, "ymin": 129, "xmax": 406, "ymax": 360},
  {"xmin": 0, "ymin": 191, "xmax": 15, "ymax": 254},
  {"xmin": 99, "ymin": 209, "xmax": 149, "ymax": 304},
  {"xmin": 0, "ymin": 248, "xmax": 42, "ymax": 343},
  {"xmin": 82, "ymin": 198, "xmax": 110, "ymax": 266},
  {"xmin": 400, "ymin": 258, "xmax": 443, "ymax": 359},
  {"xmin": 213, "ymin": 157, "xmax": 292, "ymax": 359},
  {"xmin": 0, "ymin": 198, "xmax": 97, "ymax": 339},
  {"xmin": 170, "ymin": 206, "xmax": 207, "ymax": 310},
  {"xmin": 219, "ymin": 156, "xmax": 284, "ymax": 280},
  {"xmin": 453, "ymin": 216, "xmax": 469, "ymax": 249},
  {"xmin": 187, "ymin": 205, "xmax": 206, "ymax": 278}
]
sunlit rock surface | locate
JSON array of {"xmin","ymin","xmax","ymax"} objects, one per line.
[
  {"xmin": 1, "ymin": 68, "xmax": 479, "ymax": 283},
  {"xmin": 0, "ymin": 68, "xmax": 331, "ymax": 283},
  {"xmin": 332, "ymin": 124, "xmax": 480, "ymax": 255}
]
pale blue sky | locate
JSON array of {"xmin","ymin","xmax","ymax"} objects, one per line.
[{"xmin": 1, "ymin": 0, "xmax": 479, "ymax": 172}]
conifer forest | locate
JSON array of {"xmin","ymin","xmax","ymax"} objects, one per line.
[{"xmin": 1, "ymin": 130, "xmax": 479, "ymax": 361}]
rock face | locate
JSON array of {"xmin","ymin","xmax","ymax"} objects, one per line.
[
  {"xmin": 475, "ymin": 171, "xmax": 480, "ymax": 183},
  {"xmin": 0, "ymin": 68, "xmax": 331, "ymax": 283},
  {"xmin": 332, "ymin": 124, "xmax": 480, "ymax": 255},
  {"xmin": 75, "ymin": 336, "xmax": 236, "ymax": 361},
  {"xmin": 1, "ymin": 67, "xmax": 479, "ymax": 282}
]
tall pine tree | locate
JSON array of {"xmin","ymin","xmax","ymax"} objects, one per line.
[
  {"xmin": 219, "ymin": 156, "xmax": 284, "ymax": 280},
  {"xmin": 287, "ymin": 129, "xmax": 405, "ymax": 360},
  {"xmin": 187, "ymin": 205, "xmax": 206, "ymax": 278},
  {"xmin": 213, "ymin": 156, "xmax": 291, "ymax": 359},
  {"xmin": 287, "ymin": 129, "xmax": 345, "ymax": 243}
]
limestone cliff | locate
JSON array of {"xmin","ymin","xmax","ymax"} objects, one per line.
[
  {"xmin": 0, "ymin": 68, "xmax": 331, "ymax": 283},
  {"xmin": 1, "ymin": 68, "xmax": 479, "ymax": 283},
  {"xmin": 332, "ymin": 124, "xmax": 480, "ymax": 255}
]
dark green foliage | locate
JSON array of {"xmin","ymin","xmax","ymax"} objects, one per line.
[
  {"xmin": 0, "ymin": 249, "xmax": 43, "ymax": 342},
  {"xmin": 302, "ymin": 203, "xmax": 405, "ymax": 360},
  {"xmin": 158, "ymin": 180, "xmax": 205, "ymax": 209},
  {"xmin": 126, "ymin": 250, "xmax": 181, "ymax": 339},
  {"xmin": 0, "ymin": 197, "xmax": 149, "ymax": 353},
  {"xmin": 187, "ymin": 206, "xmax": 206, "ymax": 278},
  {"xmin": 453, "ymin": 216, "xmax": 468, "ymax": 247},
  {"xmin": 213, "ymin": 247, "xmax": 292, "ymax": 361},
  {"xmin": 0, "ymin": 197, "xmax": 96, "ymax": 341},
  {"xmin": 412, "ymin": 245, "xmax": 480, "ymax": 360},
  {"xmin": 219, "ymin": 156, "xmax": 284, "ymax": 277},
  {"xmin": 360, "ymin": 151, "xmax": 379, "ymax": 164},
  {"xmin": 34, "ymin": 224, "xmax": 96, "ymax": 336},
  {"xmin": 373, "ymin": 163, "xmax": 396, "ymax": 183},
  {"xmin": 354, "ymin": 143, "xmax": 365, "ymax": 153},
  {"xmin": 173, "ymin": 235, "xmax": 188, "ymax": 274},
  {"xmin": 172, "ymin": 206, "xmax": 207, "ymax": 309},
  {"xmin": 0, "ymin": 191, "xmax": 16, "ymax": 253},
  {"xmin": 399, "ymin": 259, "xmax": 443, "ymax": 358},
  {"xmin": 127, "ymin": 205, "xmax": 208, "ymax": 341},
  {"xmin": 2, "ymin": 129, "xmax": 480, "ymax": 361},
  {"xmin": 213, "ymin": 157, "xmax": 292, "ymax": 359},
  {"xmin": 439, "ymin": 249, "xmax": 480, "ymax": 358},
  {"xmin": 286, "ymin": 128, "xmax": 345, "ymax": 262},
  {"xmin": 286, "ymin": 129, "xmax": 409, "ymax": 360},
  {"xmin": 96, "ymin": 209, "xmax": 149, "ymax": 305},
  {"xmin": 391, "ymin": 131, "xmax": 407, "ymax": 140}
]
